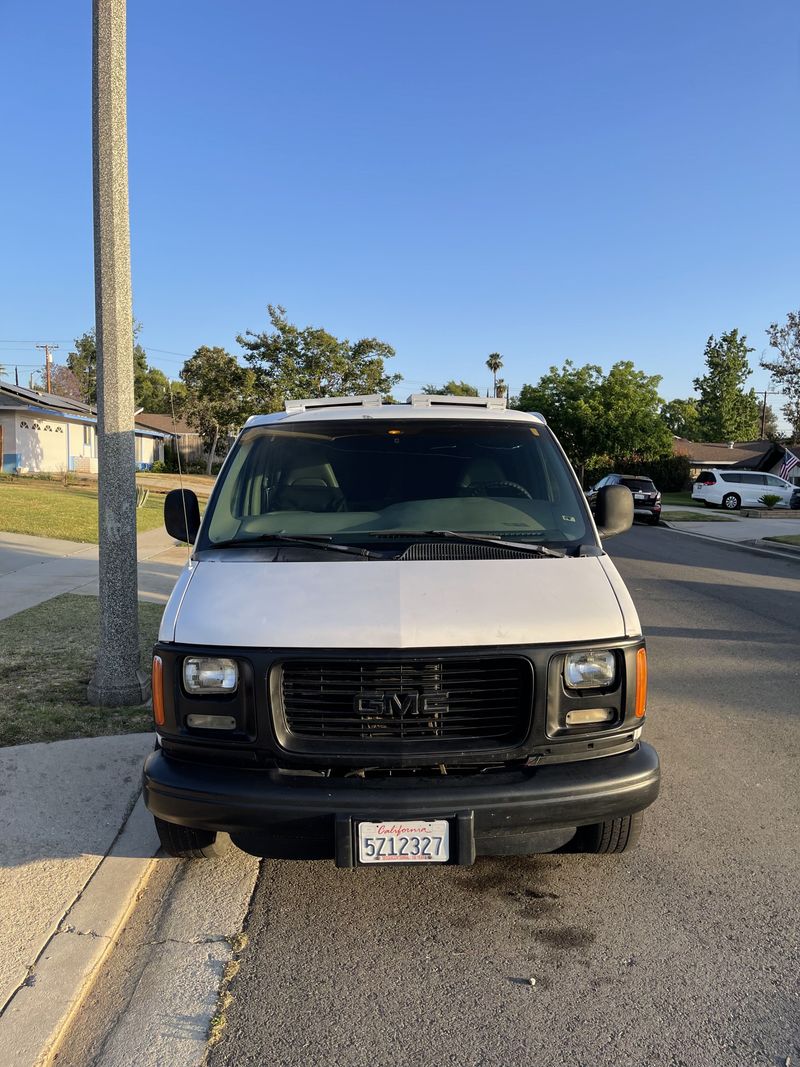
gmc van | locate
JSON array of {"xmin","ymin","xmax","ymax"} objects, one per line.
[{"xmin": 144, "ymin": 395, "xmax": 660, "ymax": 866}]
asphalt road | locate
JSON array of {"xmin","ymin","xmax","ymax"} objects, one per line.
[{"xmin": 208, "ymin": 527, "xmax": 800, "ymax": 1067}]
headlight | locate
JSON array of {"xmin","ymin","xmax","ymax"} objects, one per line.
[
  {"xmin": 564, "ymin": 650, "xmax": 615, "ymax": 689},
  {"xmin": 183, "ymin": 656, "xmax": 238, "ymax": 694}
]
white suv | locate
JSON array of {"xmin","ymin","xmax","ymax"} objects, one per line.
[{"xmin": 692, "ymin": 468, "xmax": 796, "ymax": 510}]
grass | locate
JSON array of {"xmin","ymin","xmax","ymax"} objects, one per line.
[
  {"xmin": 663, "ymin": 510, "xmax": 736, "ymax": 522},
  {"xmin": 765, "ymin": 534, "xmax": 800, "ymax": 546},
  {"xmin": 660, "ymin": 491, "xmax": 702, "ymax": 507},
  {"xmin": 0, "ymin": 478, "xmax": 165, "ymax": 542},
  {"xmin": 0, "ymin": 593, "xmax": 162, "ymax": 747}
]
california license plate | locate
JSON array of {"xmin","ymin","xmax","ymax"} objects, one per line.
[
  {"xmin": 358, "ymin": 820, "xmax": 450, "ymax": 864},
  {"xmin": 634, "ymin": 492, "xmax": 646, "ymax": 500}
]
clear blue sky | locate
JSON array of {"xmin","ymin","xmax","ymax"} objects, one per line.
[{"xmin": 1, "ymin": 0, "xmax": 799, "ymax": 412}]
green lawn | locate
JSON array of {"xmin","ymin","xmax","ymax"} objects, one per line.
[
  {"xmin": 661, "ymin": 491, "xmax": 701, "ymax": 507},
  {"xmin": 765, "ymin": 534, "xmax": 800, "ymax": 546},
  {"xmin": 0, "ymin": 478, "xmax": 165, "ymax": 542},
  {"xmin": 0, "ymin": 594, "xmax": 162, "ymax": 747},
  {"xmin": 663, "ymin": 510, "xmax": 736, "ymax": 522}
]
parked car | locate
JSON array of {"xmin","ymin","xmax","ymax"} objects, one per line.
[
  {"xmin": 586, "ymin": 474, "xmax": 661, "ymax": 525},
  {"xmin": 691, "ymin": 468, "xmax": 796, "ymax": 510},
  {"xmin": 790, "ymin": 486, "xmax": 800, "ymax": 510},
  {"xmin": 143, "ymin": 394, "xmax": 659, "ymax": 867}
]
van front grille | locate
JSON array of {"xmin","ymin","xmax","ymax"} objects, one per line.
[{"xmin": 278, "ymin": 657, "xmax": 532, "ymax": 745}]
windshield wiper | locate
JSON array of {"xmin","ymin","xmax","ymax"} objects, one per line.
[
  {"xmin": 210, "ymin": 534, "xmax": 382, "ymax": 559},
  {"xmin": 368, "ymin": 530, "xmax": 565, "ymax": 558}
]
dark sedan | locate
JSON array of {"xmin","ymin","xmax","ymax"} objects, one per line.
[{"xmin": 586, "ymin": 474, "xmax": 662, "ymax": 525}]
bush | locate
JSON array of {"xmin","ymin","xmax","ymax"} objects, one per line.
[
  {"xmin": 759, "ymin": 494, "xmax": 782, "ymax": 509},
  {"xmin": 149, "ymin": 460, "xmax": 167, "ymax": 473}
]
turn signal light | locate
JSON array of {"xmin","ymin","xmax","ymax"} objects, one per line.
[
  {"xmin": 635, "ymin": 647, "xmax": 648, "ymax": 718},
  {"xmin": 152, "ymin": 655, "xmax": 165, "ymax": 727}
]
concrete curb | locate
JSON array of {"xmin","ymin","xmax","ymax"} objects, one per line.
[
  {"xmin": 660, "ymin": 522, "xmax": 800, "ymax": 563},
  {"xmin": 754, "ymin": 538, "xmax": 800, "ymax": 556},
  {"xmin": 0, "ymin": 794, "xmax": 159, "ymax": 1067}
]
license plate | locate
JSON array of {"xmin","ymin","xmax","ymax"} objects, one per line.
[
  {"xmin": 358, "ymin": 820, "xmax": 450, "ymax": 864},
  {"xmin": 634, "ymin": 492, "xmax": 646, "ymax": 500}
]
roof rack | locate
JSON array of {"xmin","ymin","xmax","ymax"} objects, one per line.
[
  {"xmin": 407, "ymin": 393, "xmax": 507, "ymax": 410},
  {"xmin": 284, "ymin": 395, "xmax": 383, "ymax": 413}
]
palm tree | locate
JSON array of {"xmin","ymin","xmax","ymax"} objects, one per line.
[{"xmin": 486, "ymin": 352, "xmax": 503, "ymax": 397}]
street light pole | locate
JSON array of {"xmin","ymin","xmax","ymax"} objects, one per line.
[{"xmin": 88, "ymin": 0, "xmax": 149, "ymax": 706}]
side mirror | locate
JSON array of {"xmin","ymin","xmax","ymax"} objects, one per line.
[
  {"xmin": 164, "ymin": 488, "xmax": 201, "ymax": 544},
  {"xmin": 595, "ymin": 484, "xmax": 633, "ymax": 539}
]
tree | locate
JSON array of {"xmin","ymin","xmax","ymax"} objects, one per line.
[
  {"xmin": 762, "ymin": 311, "xmax": 800, "ymax": 442},
  {"xmin": 44, "ymin": 364, "xmax": 84, "ymax": 401},
  {"xmin": 421, "ymin": 380, "xmax": 480, "ymax": 396},
  {"xmin": 693, "ymin": 330, "xmax": 760, "ymax": 441},
  {"xmin": 515, "ymin": 359, "xmax": 671, "ymax": 479},
  {"xmin": 761, "ymin": 404, "xmax": 782, "ymax": 442},
  {"xmin": 67, "ymin": 325, "xmax": 178, "ymax": 412},
  {"xmin": 660, "ymin": 397, "xmax": 700, "ymax": 439},
  {"xmin": 486, "ymin": 352, "xmax": 503, "ymax": 398},
  {"xmin": 179, "ymin": 346, "xmax": 255, "ymax": 474},
  {"xmin": 594, "ymin": 361, "xmax": 672, "ymax": 462},
  {"xmin": 237, "ymin": 305, "xmax": 401, "ymax": 411},
  {"xmin": 67, "ymin": 330, "xmax": 98, "ymax": 404},
  {"xmin": 516, "ymin": 361, "xmax": 604, "ymax": 474}
]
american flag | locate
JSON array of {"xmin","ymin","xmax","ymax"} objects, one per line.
[{"xmin": 779, "ymin": 449, "xmax": 799, "ymax": 480}]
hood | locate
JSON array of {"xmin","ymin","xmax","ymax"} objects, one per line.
[{"xmin": 162, "ymin": 555, "xmax": 638, "ymax": 649}]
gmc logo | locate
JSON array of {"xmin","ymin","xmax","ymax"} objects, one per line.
[{"xmin": 356, "ymin": 690, "xmax": 450, "ymax": 718}]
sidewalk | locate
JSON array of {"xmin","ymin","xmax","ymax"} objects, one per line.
[
  {"xmin": 0, "ymin": 527, "xmax": 187, "ymax": 621},
  {"xmin": 0, "ymin": 732, "xmax": 259, "ymax": 1067},
  {"xmin": 661, "ymin": 512, "xmax": 800, "ymax": 543},
  {"xmin": 0, "ymin": 734, "xmax": 159, "ymax": 1064}
]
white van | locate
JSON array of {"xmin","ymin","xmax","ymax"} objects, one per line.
[
  {"xmin": 691, "ymin": 468, "xmax": 796, "ymax": 510},
  {"xmin": 144, "ymin": 395, "xmax": 659, "ymax": 866}
]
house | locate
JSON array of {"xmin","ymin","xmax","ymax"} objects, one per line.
[
  {"xmin": 0, "ymin": 382, "xmax": 166, "ymax": 474},
  {"xmin": 672, "ymin": 437, "xmax": 800, "ymax": 485},
  {"xmin": 133, "ymin": 412, "xmax": 206, "ymax": 465}
]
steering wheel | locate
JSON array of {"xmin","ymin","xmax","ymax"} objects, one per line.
[{"xmin": 466, "ymin": 480, "xmax": 533, "ymax": 500}]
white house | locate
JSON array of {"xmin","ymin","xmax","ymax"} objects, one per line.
[{"xmin": 0, "ymin": 383, "xmax": 166, "ymax": 475}]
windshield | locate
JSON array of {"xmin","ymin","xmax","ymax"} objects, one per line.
[
  {"xmin": 200, "ymin": 418, "xmax": 593, "ymax": 550},
  {"xmin": 619, "ymin": 478, "xmax": 657, "ymax": 492}
]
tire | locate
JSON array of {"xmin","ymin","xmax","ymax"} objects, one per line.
[
  {"xmin": 566, "ymin": 811, "xmax": 644, "ymax": 854},
  {"xmin": 154, "ymin": 816, "xmax": 229, "ymax": 859},
  {"xmin": 722, "ymin": 493, "xmax": 740, "ymax": 511}
]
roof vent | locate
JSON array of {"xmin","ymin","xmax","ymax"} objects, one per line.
[
  {"xmin": 284, "ymin": 395, "xmax": 382, "ymax": 413},
  {"xmin": 407, "ymin": 394, "xmax": 507, "ymax": 410}
]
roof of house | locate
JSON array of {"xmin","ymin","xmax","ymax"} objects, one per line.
[
  {"xmin": 0, "ymin": 381, "xmax": 94, "ymax": 416},
  {"xmin": 672, "ymin": 437, "xmax": 784, "ymax": 469},
  {"xmin": 0, "ymin": 382, "xmax": 166, "ymax": 436},
  {"xmin": 134, "ymin": 412, "xmax": 199, "ymax": 435}
]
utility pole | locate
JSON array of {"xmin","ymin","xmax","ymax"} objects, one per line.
[
  {"xmin": 88, "ymin": 0, "xmax": 149, "ymax": 707},
  {"xmin": 35, "ymin": 344, "xmax": 59, "ymax": 392},
  {"xmin": 759, "ymin": 389, "xmax": 785, "ymax": 439}
]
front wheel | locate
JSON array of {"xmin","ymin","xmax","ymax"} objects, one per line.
[
  {"xmin": 566, "ymin": 811, "xmax": 644, "ymax": 853},
  {"xmin": 154, "ymin": 817, "xmax": 229, "ymax": 859},
  {"xmin": 722, "ymin": 493, "xmax": 741, "ymax": 511}
]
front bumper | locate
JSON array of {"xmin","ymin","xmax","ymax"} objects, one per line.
[{"xmin": 143, "ymin": 742, "xmax": 660, "ymax": 865}]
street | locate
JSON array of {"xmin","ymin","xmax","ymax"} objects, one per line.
[
  {"xmin": 208, "ymin": 526, "xmax": 800, "ymax": 1067},
  {"xmin": 52, "ymin": 525, "xmax": 800, "ymax": 1067}
]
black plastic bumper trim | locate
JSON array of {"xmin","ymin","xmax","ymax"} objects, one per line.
[{"xmin": 143, "ymin": 742, "xmax": 660, "ymax": 858}]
